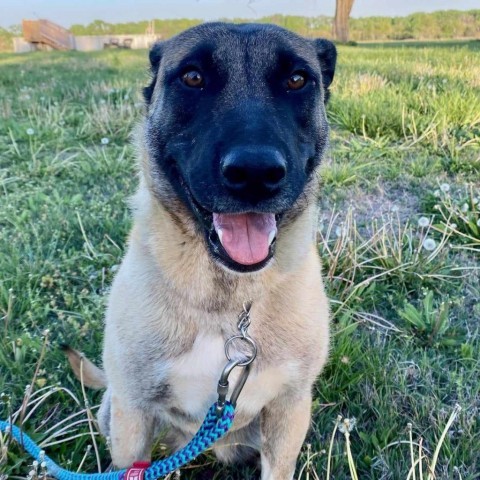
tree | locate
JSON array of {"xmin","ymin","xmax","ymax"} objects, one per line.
[{"xmin": 333, "ymin": 0, "xmax": 355, "ymax": 43}]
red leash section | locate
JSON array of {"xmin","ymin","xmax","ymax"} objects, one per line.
[{"xmin": 123, "ymin": 462, "xmax": 151, "ymax": 480}]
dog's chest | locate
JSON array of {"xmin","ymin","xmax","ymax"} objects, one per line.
[{"xmin": 161, "ymin": 334, "xmax": 289, "ymax": 432}]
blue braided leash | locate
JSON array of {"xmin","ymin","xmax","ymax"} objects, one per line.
[{"xmin": 0, "ymin": 401, "xmax": 235, "ymax": 480}]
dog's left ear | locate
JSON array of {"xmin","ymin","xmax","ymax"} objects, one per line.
[
  {"xmin": 143, "ymin": 41, "xmax": 164, "ymax": 105},
  {"xmin": 313, "ymin": 39, "xmax": 337, "ymax": 103}
]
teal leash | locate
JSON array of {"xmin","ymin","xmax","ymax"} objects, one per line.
[
  {"xmin": 1, "ymin": 303, "xmax": 257, "ymax": 480},
  {"xmin": 0, "ymin": 401, "xmax": 235, "ymax": 480}
]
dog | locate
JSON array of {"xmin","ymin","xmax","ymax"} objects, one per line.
[{"xmin": 65, "ymin": 22, "xmax": 336, "ymax": 480}]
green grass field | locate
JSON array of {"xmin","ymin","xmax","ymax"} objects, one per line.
[{"xmin": 0, "ymin": 40, "xmax": 479, "ymax": 479}]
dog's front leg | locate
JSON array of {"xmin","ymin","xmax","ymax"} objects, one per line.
[
  {"xmin": 260, "ymin": 394, "xmax": 312, "ymax": 480},
  {"xmin": 109, "ymin": 393, "xmax": 155, "ymax": 468}
]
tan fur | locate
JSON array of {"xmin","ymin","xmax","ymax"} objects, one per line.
[
  {"xmin": 68, "ymin": 120, "xmax": 330, "ymax": 479},
  {"xmin": 63, "ymin": 346, "xmax": 107, "ymax": 390}
]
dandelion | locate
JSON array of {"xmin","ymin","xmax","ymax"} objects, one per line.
[
  {"xmin": 440, "ymin": 183, "xmax": 450, "ymax": 193},
  {"xmin": 338, "ymin": 417, "xmax": 357, "ymax": 434},
  {"xmin": 461, "ymin": 203, "xmax": 469, "ymax": 213},
  {"xmin": 422, "ymin": 238, "xmax": 436, "ymax": 251},
  {"xmin": 101, "ymin": 137, "xmax": 109, "ymax": 145},
  {"xmin": 26, "ymin": 128, "xmax": 35, "ymax": 136},
  {"xmin": 418, "ymin": 216, "xmax": 430, "ymax": 228}
]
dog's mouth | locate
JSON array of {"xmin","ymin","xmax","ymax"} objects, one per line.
[
  {"xmin": 209, "ymin": 212, "xmax": 277, "ymax": 272},
  {"xmin": 181, "ymin": 182, "xmax": 278, "ymax": 273}
]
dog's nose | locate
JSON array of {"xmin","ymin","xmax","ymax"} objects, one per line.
[{"xmin": 220, "ymin": 147, "xmax": 287, "ymax": 196}]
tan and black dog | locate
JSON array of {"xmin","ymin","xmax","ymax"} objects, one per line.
[{"xmin": 66, "ymin": 22, "xmax": 336, "ymax": 480}]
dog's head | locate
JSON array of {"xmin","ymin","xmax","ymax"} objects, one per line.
[{"xmin": 143, "ymin": 23, "xmax": 336, "ymax": 273}]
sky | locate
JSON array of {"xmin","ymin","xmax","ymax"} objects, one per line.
[{"xmin": 1, "ymin": 0, "xmax": 478, "ymax": 29}]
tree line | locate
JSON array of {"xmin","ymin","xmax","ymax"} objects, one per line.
[
  {"xmin": 68, "ymin": 10, "xmax": 480, "ymax": 41},
  {"xmin": 1, "ymin": 9, "xmax": 479, "ymax": 52}
]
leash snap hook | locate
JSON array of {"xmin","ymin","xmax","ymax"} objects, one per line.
[{"xmin": 216, "ymin": 359, "xmax": 251, "ymax": 417}]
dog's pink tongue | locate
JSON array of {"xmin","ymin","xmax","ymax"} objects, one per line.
[{"xmin": 213, "ymin": 213, "xmax": 276, "ymax": 265}]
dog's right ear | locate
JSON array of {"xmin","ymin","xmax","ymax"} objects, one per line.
[{"xmin": 143, "ymin": 41, "xmax": 164, "ymax": 105}]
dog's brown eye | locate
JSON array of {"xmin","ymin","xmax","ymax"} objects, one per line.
[
  {"xmin": 182, "ymin": 70, "xmax": 204, "ymax": 88},
  {"xmin": 287, "ymin": 72, "xmax": 306, "ymax": 90}
]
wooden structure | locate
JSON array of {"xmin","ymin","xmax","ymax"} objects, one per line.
[
  {"xmin": 14, "ymin": 19, "xmax": 160, "ymax": 53},
  {"xmin": 22, "ymin": 19, "xmax": 74, "ymax": 50}
]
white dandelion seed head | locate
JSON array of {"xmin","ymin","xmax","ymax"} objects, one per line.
[
  {"xmin": 418, "ymin": 216, "xmax": 430, "ymax": 228},
  {"xmin": 26, "ymin": 128, "xmax": 35, "ymax": 136},
  {"xmin": 433, "ymin": 189, "xmax": 441, "ymax": 197},
  {"xmin": 101, "ymin": 137, "xmax": 109, "ymax": 145},
  {"xmin": 440, "ymin": 183, "xmax": 450, "ymax": 193},
  {"xmin": 422, "ymin": 238, "xmax": 436, "ymax": 251},
  {"xmin": 461, "ymin": 203, "xmax": 469, "ymax": 213},
  {"xmin": 338, "ymin": 417, "xmax": 357, "ymax": 434}
]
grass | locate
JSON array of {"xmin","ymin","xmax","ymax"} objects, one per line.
[{"xmin": 0, "ymin": 39, "xmax": 479, "ymax": 479}]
